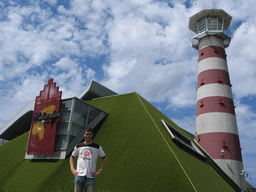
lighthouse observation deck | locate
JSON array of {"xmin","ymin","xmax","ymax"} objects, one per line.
[{"xmin": 189, "ymin": 9, "xmax": 232, "ymax": 49}]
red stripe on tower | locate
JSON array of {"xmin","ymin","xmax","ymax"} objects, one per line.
[
  {"xmin": 197, "ymin": 69, "xmax": 231, "ymax": 88},
  {"xmin": 195, "ymin": 132, "xmax": 242, "ymax": 161},
  {"xmin": 198, "ymin": 46, "xmax": 226, "ymax": 62},
  {"xmin": 196, "ymin": 96, "xmax": 235, "ymax": 116}
]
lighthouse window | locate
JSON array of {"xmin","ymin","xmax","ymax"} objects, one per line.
[
  {"xmin": 218, "ymin": 17, "xmax": 223, "ymax": 30},
  {"xmin": 161, "ymin": 119, "xmax": 205, "ymax": 160},
  {"xmin": 197, "ymin": 18, "xmax": 206, "ymax": 33},
  {"xmin": 197, "ymin": 16, "xmax": 223, "ymax": 33},
  {"xmin": 207, "ymin": 16, "xmax": 217, "ymax": 30}
]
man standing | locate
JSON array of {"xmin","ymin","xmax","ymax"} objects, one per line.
[{"xmin": 70, "ymin": 128, "xmax": 107, "ymax": 192}]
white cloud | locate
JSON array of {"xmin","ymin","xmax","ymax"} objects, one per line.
[
  {"xmin": 53, "ymin": 66, "xmax": 96, "ymax": 99},
  {"xmin": 85, "ymin": 68, "xmax": 96, "ymax": 80},
  {"xmin": 54, "ymin": 57, "xmax": 78, "ymax": 69},
  {"xmin": 102, "ymin": 1, "xmax": 197, "ymax": 107},
  {"xmin": 13, "ymin": 75, "xmax": 47, "ymax": 102},
  {"xmin": 235, "ymin": 103, "xmax": 256, "ymax": 138},
  {"xmin": 227, "ymin": 18, "xmax": 256, "ymax": 99},
  {"xmin": 69, "ymin": 0, "xmax": 90, "ymax": 17},
  {"xmin": 57, "ymin": 5, "xmax": 67, "ymax": 14}
]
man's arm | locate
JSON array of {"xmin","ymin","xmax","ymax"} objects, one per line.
[
  {"xmin": 69, "ymin": 155, "xmax": 79, "ymax": 176},
  {"xmin": 100, "ymin": 156, "xmax": 108, "ymax": 170},
  {"xmin": 91, "ymin": 156, "xmax": 108, "ymax": 177}
]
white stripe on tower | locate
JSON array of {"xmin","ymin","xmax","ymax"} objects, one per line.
[{"xmin": 195, "ymin": 35, "xmax": 245, "ymax": 188}]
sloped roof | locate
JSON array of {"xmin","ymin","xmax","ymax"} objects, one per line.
[
  {"xmin": 0, "ymin": 92, "xmax": 241, "ymax": 191},
  {"xmin": 0, "ymin": 101, "xmax": 34, "ymax": 140},
  {"xmin": 77, "ymin": 80, "xmax": 117, "ymax": 101}
]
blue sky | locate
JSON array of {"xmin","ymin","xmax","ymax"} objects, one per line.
[{"xmin": 0, "ymin": 0, "xmax": 255, "ymax": 187}]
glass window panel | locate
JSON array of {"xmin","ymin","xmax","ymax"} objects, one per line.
[
  {"xmin": 74, "ymin": 99, "xmax": 89, "ymax": 114},
  {"xmin": 198, "ymin": 27, "xmax": 205, "ymax": 33},
  {"xmin": 55, "ymin": 135, "xmax": 67, "ymax": 149},
  {"xmin": 198, "ymin": 24, "xmax": 205, "ymax": 29},
  {"xmin": 69, "ymin": 135, "xmax": 76, "ymax": 144},
  {"xmin": 70, "ymin": 123, "xmax": 85, "ymax": 137},
  {"xmin": 208, "ymin": 26, "xmax": 215, "ymax": 30},
  {"xmin": 87, "ymin": 117, "xmax": 94, "ymax": 126},
  {"xmin": 60, "ymin": 99, "xmax": 73, "ymax": 111},
  {"xmin": 218, "ymin": 17, "xmax": 223, "ymax": 30},
  {"xmin": 197, "ymin": 18, "xmax": 206, "ymax": 33},
  {"xmin": 89, "ymin": 107, "xmax": 101, "ymax": 118},
  {"xmin": 72, "ymin": 111, "xmax": 87, "ymax": 127},
  {"xmin": 206, "ymin": 16, "xmax": 221, "ymax": 31},
  {"xmin": 59, "ymin": 111, "xmax": 71, "ymax": 123},
  {"xmin": 56, "ymin": 122, "xmax": 69, "ymax": 135},
  {"xmin": 198, "ymin": 18, "xmax": 205, "ymax": 24}
]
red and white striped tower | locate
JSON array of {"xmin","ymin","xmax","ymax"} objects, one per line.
[{"xmin": 189, "ymin": 9, "xmax": 246, "ymax": 191}]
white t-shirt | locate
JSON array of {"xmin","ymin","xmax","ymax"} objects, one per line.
[{"xmin": 71, "ymin": 142, "xmax": 106, "ymax": 178}]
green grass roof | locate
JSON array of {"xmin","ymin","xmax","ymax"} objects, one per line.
[{"xmin": 0, "ymin": 92, "xmax": 241, "ymax": 191}]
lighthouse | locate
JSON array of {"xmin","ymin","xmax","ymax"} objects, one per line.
[{"xmin": 189, "ymin": 9, "xmax": 246, "ymax": 191}]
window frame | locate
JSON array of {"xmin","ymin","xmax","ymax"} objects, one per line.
[{"xmin": 161, "ymin": 119, "xmax": 206, "ymax": 160}]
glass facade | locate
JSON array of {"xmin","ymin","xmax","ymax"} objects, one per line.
[{"xmin": 55, "ymin": 97, "xmax": 107, "ymax": 151}]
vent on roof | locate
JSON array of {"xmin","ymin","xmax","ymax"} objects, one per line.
[{"xmin": 161, "ymin": 119, "xmax": 206, "ymax": 160}]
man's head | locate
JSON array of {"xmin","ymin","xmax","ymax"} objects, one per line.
[
  {"xmin": 84, "ymin": 128, "xmax": 93, "ymax": 142},
  {"xmin": 84, "ymin": 127, "xmax": 93, "ymax": 134}
]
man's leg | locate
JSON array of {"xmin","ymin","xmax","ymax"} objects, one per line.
[
  {"xmin": 74, "ymin": 176, "xmax": 86, "ymax": 192},
  {"xmin": 84, "ymin": 178, "xmax": 95, "ymax": 192}
]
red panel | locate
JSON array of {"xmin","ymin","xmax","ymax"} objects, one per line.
[
  {"xmin": 198, "ymin": 46, "xmax": 226, "ymax": 62},
  {"xmin": 27, "ymin": 79, "xmax": 62, "ymax": 155},
  {"xmin": 197, "ymin": 69, "xmax": 231, "ymax": 88},
  {"xmin": 195, "ymin": 132, "xmax": 242, "ymax": 161},
  {"xmin": 196, "ymin": 96, "xmax": 235, "ymax": 116}
]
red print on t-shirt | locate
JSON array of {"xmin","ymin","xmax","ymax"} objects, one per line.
[{"xmin": 84, "ymin": 150, "xmax": 90, "ymax": 158}]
